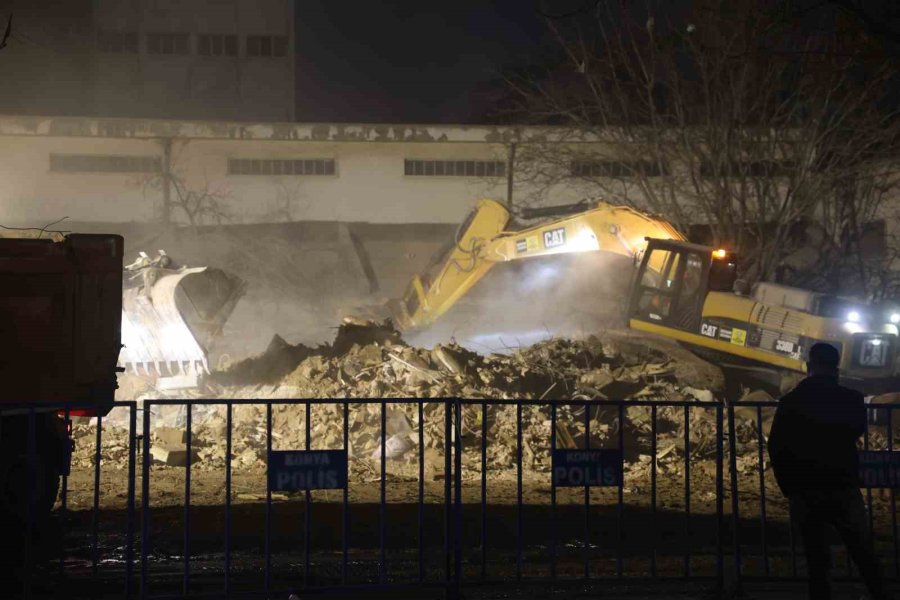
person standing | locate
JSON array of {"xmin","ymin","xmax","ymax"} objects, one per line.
[{"xmin": 768, "ymin": 342, "xmax": 890, "ymax": 600}]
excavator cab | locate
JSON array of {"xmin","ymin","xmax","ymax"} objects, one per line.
[{"xmin": 628, "ymin": 238, "xmax": 737, "ymax": 333}]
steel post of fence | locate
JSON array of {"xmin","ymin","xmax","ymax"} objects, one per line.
[
  {"xmin": 444, "ymin": 400, "xmax": 452, "ymax": 587},
  {"xmin": 305, "ymin": 401, "xmax": 312, "ymax": 586},
  {"xmin": 454, "ymin": 399, "xmax": 463, "ymax": 596},
  {"xmin": 651, "ymin": 404, "xmax": 658, "ymax": 577},
  {"xmin": 550, "ymin": 402, "xmax": 557, "ymax": 582},
  {"xmin": 225, "ymin": 402, "xmax": 233, "ymax": 595},
  {"xmin": 126, "ymin": 404, "xmax": 137, "ymax": 599},
  {"xmin": 92, "ymin": 413, "xmax": 103, "ymax": 583},
  {"xmin": 889, "ymin": 409, "xmax": 899, "ymax": 578},
  {"xmin": 418, "ymin": 400, "xmax": 425, "ymax": 584},
  {"xmin": 140, "ymin": 402, "xmax": 152, "ymax": 599},
  {"xmin": 343, "ymin": 401, "xmax": 350, "ymax": 586},
  {"xmin": 716, "ymin": 404, "xmax": 725, "ymax": 596},
  {"xmin": 583, "ymin": 402, "xmax": 590, "ymax": 580},
  {"xmin": 60, "ymin": 406, "xmax": 70, "ymax": 580},
  {"xmin": 481, "ymin": 399, "xmax": 488, "ymax": 582},
  {"xmin": 617, "ymin": 402, "xmax": 624, "ymax": 579},
  {"xmin": 756, "ymin": 405, "xmax": 769, "ymax": 577},
  {"xmin": 183, "ymin": 404, "xmax": 192, "ymax": 596},
  {"xmin": 265, "ymin": 402, "xmax": 272, "ymax": 596},
  {"xmin": 864, "ymin": 422, "xmax": 874, "ymax": 547},
  {"xmin": 683, "ymin": 405, "xmax": 691, "ymax": 578},
  {"xmin": 380, "ymin": 399, "xmax": 387, "ymax": 584},
  {"xmin": 727, "ymin": 405, "xmax": 742, "ymax": 592},
  {"xmin": 517, "ymin": 400, "xmax": 524, "ymax": 581}
]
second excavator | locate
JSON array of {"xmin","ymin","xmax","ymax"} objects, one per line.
[
  {"xmin": 120, "ymin": 250, "xmax": 245, "ymax": 390},
  {"xmin": 387, "ymin": 198, "xmax": 899, "ymax": 394}
]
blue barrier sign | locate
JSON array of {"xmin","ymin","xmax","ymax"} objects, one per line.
[
  {"xmin": 860, "ymin": 450, "xmax": 900, "ymax": 488},
  {"xmin": 552, "ymin": 449, "xmax": 623, "ymax": 487},
  {"xmin": 268, "ymin": 450, "xmax": 348, "ymax": 491}
]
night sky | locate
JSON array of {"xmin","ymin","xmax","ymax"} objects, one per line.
[
  {"xmin": 290, "ymin": 0, "xmax": 900, "ymax": 124},
  {"xmin": 293, "ymin": 0, "xmax": 548, "ymax": 124}
]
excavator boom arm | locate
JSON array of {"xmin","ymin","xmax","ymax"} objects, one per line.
[{"xmin": 391, "ymin": 198, "xmax": 685, "ymax": 330}]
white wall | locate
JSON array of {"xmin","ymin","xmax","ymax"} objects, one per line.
[
  {"xmin": 0, "ymin": 136, "xmax": 160, "ymax": 224},
  {"xmin": 183, "ymin": 140, "xmax": 513, "ymax": 223},
  {"xmin": 0, "ymin": 134, "xmax": 532, "ymax": 225},
  {"xmin": 0, "ymin": 119, "xmax": 665, "ymax": 227}
]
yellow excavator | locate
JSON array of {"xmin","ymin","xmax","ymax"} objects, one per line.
[{"xmin": 387, "ymin": 198, "xmax": 899, "ymax": 394}]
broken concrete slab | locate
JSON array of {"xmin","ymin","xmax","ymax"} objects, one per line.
[
  {"xmin": 155, "ymin": 427, "xmax": 187, "ymax": 446},
  {"xmin": 150, "ymin": 444, "xmax": 199, "ymax": 467}
]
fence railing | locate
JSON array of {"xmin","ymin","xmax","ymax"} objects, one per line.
[
  {"xmin": 1, "ymin": 398, "xmax": 897, "ymax": 599},
  {"xmin": 728, "ymin": 401, "xmax": 900, "ymax": 584}
]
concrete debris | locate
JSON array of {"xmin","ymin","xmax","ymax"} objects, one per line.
[
  {"xmin": 205, "ymin": 320, "xmax": 721, "ymax": 405},
  {"xmin": 371, "ymin": 434, "xmax": 415, "ymax": 460},
  {"xmin": 155, "ymin": 427, "xmax": 187, "ymax": 447},
  {"xmin": 682, "ymin": 387, "xmax": 715, "ymax": 403},
  {"xmin": 78, "ymin": 320, "xmax": 851, "ymax": 486},
  {"xmin": 150, "ymin": 444, "xmax": 199, "ymax": 467}
]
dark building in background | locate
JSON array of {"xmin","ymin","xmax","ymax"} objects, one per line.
[{"xmin": 0, "ymin": 0, "xmax": 295, "ymax": 121}]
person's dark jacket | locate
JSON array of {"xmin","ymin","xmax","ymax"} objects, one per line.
[{"xmin": 767, "ymin": 375, "xmax": 866, "ymax": 496}]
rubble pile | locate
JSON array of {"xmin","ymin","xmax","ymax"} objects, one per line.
[
  {"xmin": 64, "ymin": 321, "xmax": 897, "ymax": 516},
  {"xmin": 73, "ymin": 320, "xmax": 737, "ymax": 481},
  {"xmin": 212, "ymin": 318, "xmax": 715, "ymax": 401}
]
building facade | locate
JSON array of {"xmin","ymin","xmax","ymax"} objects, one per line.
[
  {"xmin": 0, "ymin": 0, "xmax": 295, "ymax": 122},
  {"xmin": 0, "ymin": 115, "xmax": 596, "ymax": 226}
]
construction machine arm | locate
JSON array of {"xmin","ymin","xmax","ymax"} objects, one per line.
[{"xmin": 390, "ymin": 198, "xmax": 686, "ymax": 330}]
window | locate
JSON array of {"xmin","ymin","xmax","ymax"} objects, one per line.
[
  {"xmin": 404, "ymin": 160, "xmax": 506, "ymax": 177},
  {"xmin": 672, "ymin": 253, "xmax": 704, "ymax": 329},
  {"xmin": 227, "ymin": 158, "xmax": 335, "ymax": 176},
  {"xmin": 699, "ymin": 159, "xmax": 797, "ymax": 178},
  {"xmin": 198, "ymin": 34, "xmax": 237, "ymax": 56},
  {"xmin": 97, "ymin": 30, "xmax": 138, "ymax": 54},
  {"xmin": 635, "ymin": 248, "xmax": 681, "ymax": 320},
  {"xmin": 50, "ymin": 154, "xmax": 161, "ymax": 174},
  {"xmin": 246, "ymin": 35, "xmax": 287, "ymax": 57},
  {"xmin": 570, "ymin": 160, "xmax": 668, "ymax": 177},
  {"xmin": 146, "ymin": 33, "xmax": 189, "ymax": 55}
]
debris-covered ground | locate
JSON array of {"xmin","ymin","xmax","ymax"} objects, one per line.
[
  {"xmin": 59, "ymin": 320, "xmax": 898, "ymax": 582},
  {"xmin": 84, "ymin": 319, "xmax": 725, "ymax": 478},
  {"xmin": 67, "ymin": 320, "xmax": 892, "ymax": 514}
]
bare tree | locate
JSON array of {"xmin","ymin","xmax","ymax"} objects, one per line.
[
  {"xmin": 505, "ymin": 0, "xmax": 900, "ymax": 297},
  {"xmin": 137, "ymin": 139, "xmax": 233, "ymax": 228},
  {"xmin": 264, "ymin": 179, "xmax": 309, "ymax": 223}
]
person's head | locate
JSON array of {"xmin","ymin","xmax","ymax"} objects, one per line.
[{"xmin": 807, "ymin": 342, "xmax": 840, "ymax": 378}]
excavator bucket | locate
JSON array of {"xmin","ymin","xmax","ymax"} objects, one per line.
[{"xmin": 120, "ymin": 265, "xmax": 245, "ymax": 385}]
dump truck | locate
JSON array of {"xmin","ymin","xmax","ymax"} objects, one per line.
[
  {"xmin": 388, "ymin": 198, "xmax": 899, "ymax": 394},
  {"xmin": 0, "ymin": 233, "xmax": 123, "ymax": 562}
]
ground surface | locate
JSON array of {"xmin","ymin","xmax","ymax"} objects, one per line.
[{"xmin": 40, "ymin": 323, "xmax": 900, "ymax": 598}]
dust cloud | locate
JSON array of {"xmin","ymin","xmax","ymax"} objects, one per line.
[
  {"xmin": 404, "ymin": 252, "xmax": 636, "ymax": 353},
  {"xmin": 210, "ymin": 293, "xmax": 336, "ymax": 369},
  {"xmin": 102, "ymin": 220, "xmax": 638, "ymax": 368},
  {"xmin": 209, "ymin": 243, "xmax": 638, "ymax": 366}
]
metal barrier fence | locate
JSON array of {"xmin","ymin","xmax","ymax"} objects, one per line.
[
  {"xmin": 728, "ymin": 401, "xmax": 900, "ymax": 588},
  {"xmin": 133, "ymin": 398, "xmax": 727, "ymax": 599},
  {"xmin": 2, "ymin": 398, "xmax": 897, "ymax": 598}
]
